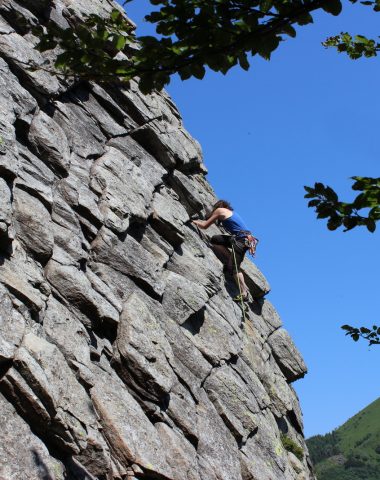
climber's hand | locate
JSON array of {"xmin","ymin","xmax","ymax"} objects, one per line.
[{"xmin": 192, "ymin": 219, "xmax": 205, "ymax": 229}]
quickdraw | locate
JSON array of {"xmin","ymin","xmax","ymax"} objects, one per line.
[{"xmin": 238, "ymin": 230, "xmax": 259, "ymax": 257}]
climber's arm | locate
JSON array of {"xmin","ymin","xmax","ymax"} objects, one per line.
[{"xmin": 193, "ymin": 208, "xmax": 223, "ymax": 229}]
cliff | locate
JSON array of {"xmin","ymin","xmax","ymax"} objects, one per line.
[{"xmin": 0, "ymin": 1, "xmax": 314, "ymax": 479}]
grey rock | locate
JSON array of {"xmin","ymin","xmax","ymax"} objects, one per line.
[
  {"xmin": 156, "ymin": 423, "xmax": 200, "ymax": 480},
  {"xmin": 66, "ymin": 87, "xmax": 127, "ymax": 138},
  {"xmin": 204, "ymin": 364, "xmax": 260, "ymax": 442},
  {"xmin": 0, "ymin": 12, "xmax": 15, "ymax": 34},
  {"xmin": 241, "ymin": 258, "xmax": 271, "ymax": 298},
  {"xmin": 16, "ymin": 145, "xmax": 55, "ymax": 206},
  {"xmin": 0, "ymin": 57, "xmax": 37, "ymax": 123},
  {"xmin": 268, "ymin": 328, "xmax": 307, "ymax": 382},
  {"xmin": 107, "ymin": 134, "xmax": 166, "ymax": 188},
  {"xmin": 231, "ymin": 357, "xmax": 271, "ymax": 411},
  {"xmin": 0, "ymin": 284, "xmax": 25, "ymax": 363},
  {"xmin": 162, "ymin": 271, "xmax": 209, "ymax": 324},
  {"xmin": 261, "ymin": 355, "xmax": 297, "ymax": 418},
  {"xmin": 287, "ymin": 385, "xmax": 305, "ymax": 432},
  {"xmin": 116, "ymin": 292, "xmax": 176, "ymax": 400},
  {"xmin": 90, "ymin": 366, "xmax": 173, "ymax": 479},
  {"xmin": 90, "ymin": 146, "xmax": 154, "ymax": 232},
  {"xmin": 85, "ymin": 267, "xmax": 122, "ymax": 313},
  {"xmin": 53, "ymin": 100, "xmax": 107, "ymax": 159},
  {"xmin": 115, "ymin": 79, "xmax": 181, "ymax": 125},
  {"xmin": 45, "ymin": 260, "xmax": 120, "ymax": 326},
  {"xmin": 0, "ymin": 241, "xmax": 46, "ymax": 311},
  {"xmin": 4, "ymin": 332, "xmax": 109, "ymax": 467},
  {"xmin": 57, "ymin": 0, "xmax": 124, "ymax": 19},
  {"xmin": 139, "ymin": 224, "xmax": 174, "ymax": 267},
  {"xmin": 13, "ymin": 187, "xmax": 54, "ymax": 264},
  {"xmin": 151, "ymin": 186, "xmax": 189, "ymax": 246},
  {"xmin": 0, "ymin": 177, "xmax": 11, "ymax": 224},
  {"xmin": 181, "ymin": 301, "xmax": 242, "ymax": 366},
  {"xmin": 196, "ymin": 390, "xmax": 243, "ymax": 480},
  {"xmin": 0, "ymin": 392, "xmax": 65, "ymax": 480},
  {"xmin": 90, "ymin": 83, "xmax": 137, "ymax": 130},
  {"xmin": 166, "ymin": 226, "xmax": 222, "ymax": 296},
  {"xmin": 28, "ymin": 109, "xmax": 71, "ymax": 175},
  {"xmin": 61, "ymin": 156, "xmax": 104, "ymax": 227},
  {"xmin": 168, "ymin": 170, "xmax": 211, "ymax": 214},
  {"xmin": 51, "ymin": 221, "xmax": 87, "ymax": 266},
  {"xmin": 0, "ymin": 30, "xmax": 61, "ymax": 96},
  {"xmin": 240, "ymin": 409, "xmax": 288, "ymax": 480},
  {"xmin": 121, "ymin": 81, "xmax": 205, "ymax": 172},
  {"xmin": 88, "ymin": 260, "xmax": 139, "ymax": 304},
  {"xmin": 91, "ymin": 227, "xmax": 165, "ymax": 297},
  {"xmin": 166, "ymin": 380, "xmax": 199, "ymax": 442},
  {"xmin": 43, "ymin": 296, "xmax": 92, "ymax": 367},
  {"xmin": 51, "ymin": 189, "xmax": 81, "ymax": 231},
  {"xmin": 162, "ymin": 314, "xmax": 212, "ymax": 397},
  {"xmin": 207, "ymin": 290, "xmax": 243, "ymax": 334}
]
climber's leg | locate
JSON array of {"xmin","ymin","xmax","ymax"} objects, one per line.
[
  {"xmin": 233, "ymin": 271, "xmax": 249, "ymax": 299},
  {"xmin": 210, "ymin": 235, "xmax": 233, "ymax": 270},
  {"xmin": 212, "ymin": 244, "xmax": 231, "ymax": 264},
  {"xmin": 231, "ymin": 241, "xmax": 250, "ymax": 300}
]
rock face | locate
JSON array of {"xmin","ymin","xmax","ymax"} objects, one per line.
[{"xmin": 0, "ymin": 1, "xmax": 314, "ymax": 479}]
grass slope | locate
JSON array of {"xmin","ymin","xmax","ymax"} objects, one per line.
[{"xmin": 307, "ymin": 398, "xmax": 380, "ymax": 480}]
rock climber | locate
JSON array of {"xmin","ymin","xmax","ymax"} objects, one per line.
[{"xmin": 192, "ymin": 200, "xmax": 258, "ymax": 303}]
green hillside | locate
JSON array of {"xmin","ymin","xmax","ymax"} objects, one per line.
[{"xmin": 307, "ymin": 398, "xmax": 380, "ymax": 480}]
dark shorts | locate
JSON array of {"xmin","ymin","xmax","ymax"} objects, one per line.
[{"xmin": 210, "ymin": 234, "xmax": 247, "ymax": 274}]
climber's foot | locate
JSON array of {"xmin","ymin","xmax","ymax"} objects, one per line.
[{"xmin": 233, "ymin": 293, "xmax": 249, "ymax": 303}]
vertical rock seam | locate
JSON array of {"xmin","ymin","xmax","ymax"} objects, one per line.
[{"xmin": 0, "ymin": 1, "xmax": 314, "ymax": 479}]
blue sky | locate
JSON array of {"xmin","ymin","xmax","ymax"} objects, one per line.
[{"xmin": 121, "ymin": 1, "xmax": 380, "ymax": 437}]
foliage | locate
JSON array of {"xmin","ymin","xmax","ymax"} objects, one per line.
[
  {"xmin": 315, "ymin": 462, "xmax": 380, "ymax": 480},
  {"xmin": 304, "ymin": 0, "xmax": 380, "ymax": 347},
  {"xmin": 304, "ymin": 177, "xmax": 380, "ymax": 346},
  {"xmin": 341, "ymin": 324, "xmax": 380, "ymax": 346},
  {"xmin": 307, "ymin": 431, "xmax": 340, "ymax": 464},
  {"xmin": 34, "ymin": 0, "xmax": 345, "ymax": 93},
  {"xmin": 280, "ymin": 434, "xmax": 304, "ymax": 461},
  {"xmin": 323, "ymin": 0, "xmax": 380, "ymax": 59},
  {"xmin": 323, "ymin": 32, "xmax": 380, "ymax": 59},
  {"xmin": 304, "ymin": 177, "xmax": 380, "ymax": 233},
  {"xmin": 307, "ymin": 398, "xmax": 380, "ymax": 480}
]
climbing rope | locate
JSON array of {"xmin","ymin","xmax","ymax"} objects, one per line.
[{"xmin": 231, "ymin": 243, "xmax": 248, "ymax": 323}]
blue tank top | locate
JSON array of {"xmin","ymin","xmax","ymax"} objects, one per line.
[{"xmin": 221, "ymin": 212, "xmax": 249, "ymax": 237}]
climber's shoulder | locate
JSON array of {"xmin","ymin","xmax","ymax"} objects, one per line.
[{"xmin": 214, "ymin": 207, "xmax": 233, "ymax": 220}]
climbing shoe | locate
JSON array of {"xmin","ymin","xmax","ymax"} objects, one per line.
[{"xmin": 233, "ymin": 293, "xmax": 249, "ymax": 303}]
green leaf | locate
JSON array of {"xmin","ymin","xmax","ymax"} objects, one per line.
[
  {"xmin": 191, "ymin": 63, "xmax": 206, "ymax": 79},
  {"xmin": 360, "ymin": 327, "xmax": 371, "ymax": 334},
  {"xmin": 366, "ymin": 219, "xmax": 376, "ymax": 232},
  {"xmin": 238, "ymin": 53, "xmax": 250, "ymax": 71},
  {"xmin": 321, "ymin": 0, "xmax": 343, "ymax": 15},
  {"xmin": 260, "ymin": 0, "xmax": 273, "ymax": 13},
  {"xmin": 295, "ymin": 12, "xmax": 314, "ymax": 26},
  {"xmin": 115, "ymin": 35, "xmax": 127, "ymax": 51},
  {"xmin": 110, "ymin": 9, "xmax": 122, "ymax": 21},
  {"xmin": 281, "ymin": 24, "xmax": 297, "ymax": 38}
]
